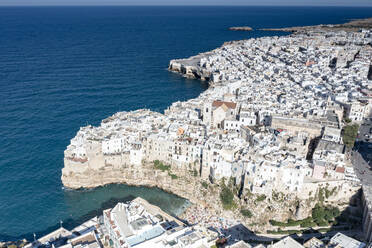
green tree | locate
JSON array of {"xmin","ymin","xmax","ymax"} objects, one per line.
[
  {"xmin": 324, "ymin": 210, "xmax": 334, "ymax": 222},
  {"xmin": 312, "ymin": 204, "xmax": 325, "ymax": 222},
  {"xmin": 331, "ymin": 207, "xmax": 341, "ymax": 218},
  {"xmin": 300, "ymin": 218, "xmax": 316, "ymax": 228},
  {"xmin": 220, "ymin": 185, "xmax": 235, "ymax": 209},
  {"xmin": 316, "ymin": 219, "xmax": 329, "ymax": 227},
  {"xmin": 342, "ymin": 124, "xmax": 359, "ymax": 148}
]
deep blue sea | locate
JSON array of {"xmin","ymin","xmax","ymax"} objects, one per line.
[{"xmin": 0, "ymin": 6, "xmax": 371, "ymax": 240}]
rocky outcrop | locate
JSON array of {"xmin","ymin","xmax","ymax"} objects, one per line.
[
  {"xmin": 229, "ymin": 26, "xmax": 253, "ymax": 31},
  {"xmin": 168, "ymin": 55, "xmax": 214, "ymax": 81},
  {"xmin": 261, "ymin": 17, "xmax": 372, "ymax": 33}
]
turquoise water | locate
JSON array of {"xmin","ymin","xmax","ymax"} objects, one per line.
[{"xmin": 0, "ymin": 6, "xmax": 371, "ymax": 240}]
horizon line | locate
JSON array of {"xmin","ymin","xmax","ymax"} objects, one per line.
[{"xmin": 1, "ymin": 4, "xmax": 372, "ymax": 7}]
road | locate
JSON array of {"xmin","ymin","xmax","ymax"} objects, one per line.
[{"xmin": 353, "ymin": 116, "xmax": 372, "ymax": 186}]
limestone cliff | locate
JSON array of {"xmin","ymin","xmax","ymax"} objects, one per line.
[
  {"xmin": 62, "ymin": 159, "xmax": 359, "ymax": 233},
  {"xmin": 62, "ymin": 162, "xmax": 203, "ymax": 204}
]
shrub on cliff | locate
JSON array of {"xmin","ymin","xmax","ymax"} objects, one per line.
[
  {"xmin": 168, "ymin": 172, "xmax": 178, "ymax": 180},
  {"xmin": 312, "ymin": 204, "xmax": 325, "ymax": 221},
  {"xmin": 240, "ymin": 209, "xmax": 253, "ymax": 218},
  {"xmin": 318, "ymin": 188, "xmax": 325, "ymax": 202},
  {"xmin": 312, "ymin": 204, "xmax": 340, "ymax": 226},
  {"xmin": 154, "ymin": 160, "xmax": 170, "ymax": 172},
  {"xmin": 269, "ymin": 220, "xmax": 286, "ymax": 227},
  {"xmin": 316, "ymin": 219, "xmax": 329, "ymax": 227},
  {"xmin": 201, "ymin": 181, "xmax": 208, "ymax": 189},
  {"xmin": 270, "ymin": 217, "xmax": 315, "ymax": 228},
  {"xmin": 300, "ymin": 219, "xmax": 316, "ymax": 228},
  {"xmin": 256, "ymin": 194, "xmax": 266, "ymax": 202},
  {"xmin": 330, "ymin": 206, "xmax": 341, "ymax": 218},
  {"xmin": 220, "ymin": 185, "xmax": 235, "ymax": 210}
]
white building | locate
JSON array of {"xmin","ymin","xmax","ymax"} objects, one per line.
[
  {"xmin": 239, "ymin": 110, "xmax": 257, "ymax": 126},
  {"xmin": 328, "ymin": 232, "xmax": 366, "ymax": 248},
  {"xmin": 322, "ymin": 126, "xmax": 342, "ymax": 144},
  {"xmin": 223, "ymin": 118, "xmax": 240, "ymax": 132},
  {"xmin": 129, "ymin": 146, "xmax": 144, "ymax": 166},
  {"xmin": 347, "ymin": 100, "xmax": 370, "ymax": 122},
  {"xmin": 280, "ymin": 164, "xmax": 311, "ymax": 192},
  {"xmin": 102, "ymin": 137, "xmax": 125, "ymax": 155},
  {"xmin": 103, "ymin": 198, "xmax": 217, "ymax": 248},
  {"xmin": 268, "ymin": 236, "xmax": 304, "ymax": 248}
]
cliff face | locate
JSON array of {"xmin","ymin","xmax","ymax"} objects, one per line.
[
  {"xmin": 62, "ymin": 161, "xmax": 203, "ymax": 204},
  {"xmin": 62, "ymin": 158, "xmax": 360, "ymax": 233}
]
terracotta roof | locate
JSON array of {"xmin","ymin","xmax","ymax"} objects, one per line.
[
  {"xmin": 335, "ymin": 167, "xmax": 345, "ymax": 173},
  {"xmin": 212, "ymin": 101, "xmax": 237, "ymax": 109}
]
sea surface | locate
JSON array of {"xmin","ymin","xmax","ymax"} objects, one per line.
[{"xmin": 0, "ymin": 6, "xmax": 371, "ymax": 240}]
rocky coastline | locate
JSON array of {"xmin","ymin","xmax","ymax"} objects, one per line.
[
  {"xmin": 61, "ymin": 18, "xmax": 371, "ymax": 234},
  {"xmin": 260, "ymin": 17, "xmax": 372, "ymax": 32},
  {"xmin": 62, "ymin": 159, "xmax": 359, "ymax": 233}
]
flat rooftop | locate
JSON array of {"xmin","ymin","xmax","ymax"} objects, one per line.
[
  {"xmin": 132, "ymin": 197, "xmax": 183, "ymax": 226},
  {"xmin": 330, "ymin": 232, "xmax": 366, "ymax": 248},
  {"xmin": 126, "ymin": 226, "xmax": 164, "ymax": 247}
]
